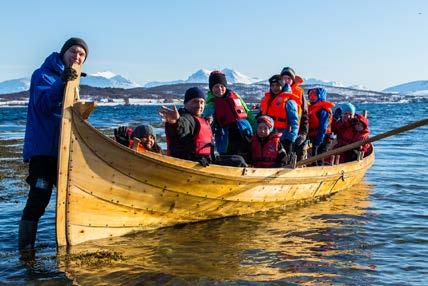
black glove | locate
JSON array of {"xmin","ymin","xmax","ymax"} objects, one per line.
[
  {"xmin": 198, "ymin": 157, "xmax": 210, "ymax": 167},
  {"xmin": 312, "ymin": 146, "xmax": 319, "ymax": 157},
  {"xmin": 114, "ymin": 126, "xmax": 130, "ymax": 147},
  {"xmin": 61, "ymin": 67, "xmax": 78, "ymax": 82},
  {"xmin": 333, "ymin": 108, "xmax": 342, "ymax": 121},
  {"xmin": 293, "ymin": 135, "xmax": 307, "ymax": 150}
]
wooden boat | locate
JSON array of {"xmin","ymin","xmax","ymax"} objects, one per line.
[{"xmin": 56, "ymin": 66, "xmax": 374, "ymax": 246}]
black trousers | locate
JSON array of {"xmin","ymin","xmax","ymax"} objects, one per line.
[{"xmin": 21, "ymin": 156, "xmax": 57, "ymax": 221}]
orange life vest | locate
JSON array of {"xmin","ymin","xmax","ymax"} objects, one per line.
[
  {"xmin": 251, "ymin": 133, "xmax": 281, "ymax": 168},
  {"xmin": 291, "ymin": 75, "xmax": 304, "ymax": 106},
  {"xmin": 308, "ymin": 101, "xmax": 334, "ymax": 138},
  {"xmin": 260, "ymin": 91, "xmax": 301, "ymax": 129},
  {"xmin": 214, "ymin": 91, "xmax": 248, "ymax": 127},
  {"xmin": 129, "ymin": 139, "xmax": 147, "ymax": 153}
]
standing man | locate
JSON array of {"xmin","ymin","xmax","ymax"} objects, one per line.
[{"xmin": 19, "ymin": 38, "xmax": 88, "ymax": 250}]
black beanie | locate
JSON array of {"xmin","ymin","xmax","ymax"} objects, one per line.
[
  {"xmin": 268, "ymin": 74, "xmax": 285, "ymax": 87},
  {"xmin": 184, "ymin": 87, "xmax": 206, "ymax": 103},
  {"xmin": 132, "ymin": 124, "xmax": 155, "ymax": 140},
  {"xmin": 208, "ymin": 71, "xmax": 227, "ymax": 91},
  {"xmin": 280, "ymin": 67, "xmax": 295, "ymax": 81},
  {"xmin": 60, "ymin": 37, "xmax": 89, "ymax": 60}
]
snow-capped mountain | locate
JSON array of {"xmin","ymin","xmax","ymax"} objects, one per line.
[
  {"xmin": 383, "ymin": 80, "xmax": 428, "ymax": 95},
  {"xmin": 144, "ymin": 68, "xmax": 261, "ymax": 87},
  {"xmin": 82, "ymin": 71, "xmax": 141, "ymax": 88},
  {"xmin": 302, "ymin": 77, "xmax": 345, "ymax": 87},
  {"xmin": 0, "ymin": 71, "xmax": 140, "ymax": 94},
  {"xmin": 0, "ymin": 78, "xmax": 30, "ymax": 94}
]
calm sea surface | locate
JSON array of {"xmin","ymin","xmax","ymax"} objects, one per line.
[{"xmin": 0, "ymin": 103, "xmax": 427, "ymax": 285}]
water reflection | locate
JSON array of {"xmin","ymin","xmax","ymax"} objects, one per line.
[{"xmin": 57, "ymin": 182, "xmax": 373, "ymax": 285}]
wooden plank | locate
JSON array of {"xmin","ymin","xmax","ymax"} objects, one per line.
[{"xmin": 56, "ymin": 64, "xmax": 82, "ymax": 246}]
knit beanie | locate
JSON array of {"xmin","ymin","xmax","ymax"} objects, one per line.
[
  {"xmin": 209, "ymin": 71, "xmax": 227, "ymax": 91},
  {"xmin": 340, "ymin": 103, "xmax": 356, "ymax": 116},
  {"xmin": 184, "ymin": 87, "xmax": 206, "ymax": 103},
  {"xmin": 60, "ymin": 37, "xmax": 89, "ymax": 61},
  {"xmin": 280, "ymin": 67, "xmax": 296, "ymax": 81},
  {"xmin": 268, "ymin": 74, "xmax": 285, "ymax": 87},
  {"xmin": 132, "ymin": 124, "xmax": 156, "ymax": 140},
  {"xmin": 257, "ymin": 115, "xmax": 274, "ymax": 132}
]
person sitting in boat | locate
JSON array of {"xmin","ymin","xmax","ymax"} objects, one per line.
[
  {"xmin": 203, "ymin": 71, "xmax": 256, "ymax": 161},
  {"xmin": 248, "ymin": 115, "xmax": 287, "ymax": 168},
  {"xmin": 114, "ymin": 124, "xmax": 162, "ymax": 154},
  {"xmin": 307, "ymin": 87, "xmax": 335, "ymax": 164},
  {"xmin": 19, "ymin": 37, "xmax": 88, "ymax": 251},
  {"xmin": 332, "ymin": 103, "xmax": 371, "ymax": 162},
  {"xmin": 259, "ymin": 74, "xmax": 300, "ymax": 161},
  {"xmin": 159, "ymin": 87, "xmax": 247, "ymax": 167},
  {"xmin": 280, "ymin": 67, "xmax": 309, "ymax": 161}
]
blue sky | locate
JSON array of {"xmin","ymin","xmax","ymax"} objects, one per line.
[{"xmin": 1, "ymin": 0, "xmax": 427, "ymax": 90}]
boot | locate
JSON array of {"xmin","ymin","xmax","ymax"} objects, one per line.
[{"xmin": 18, "ymin": 220, "xmax": 38, "ymax": 250}]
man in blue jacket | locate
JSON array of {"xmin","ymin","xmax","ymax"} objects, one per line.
[{"xmin": 19, "ymin": 37, "xmax": 88, "ymax": 251}]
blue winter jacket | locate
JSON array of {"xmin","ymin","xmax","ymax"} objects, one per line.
[
  {"xmin": 310, "ymin": 88, "xmax": 331, "ymax": 146},
  {"xmin": 23, "ymin": 52, "xmax": 66, "ymax": 161}
]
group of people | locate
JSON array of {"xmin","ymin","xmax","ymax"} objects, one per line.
[
  {"xmin": 118, "ymin": 67, "xmax": 371, "ymax": 168},
  {"xmin": 18, "ymin": 37, "xmax": 371, "ymax": 252}
]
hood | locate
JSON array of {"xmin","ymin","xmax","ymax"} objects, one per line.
[{"xmin": 40, "ymin": 52, "xmax": 65, "ymax": 75}]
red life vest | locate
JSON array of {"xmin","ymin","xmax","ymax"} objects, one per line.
[
  {"xmin": 214, "ymin": 91, "xmax": 248, "ymax": 127},
  {"xmin": 335, "ymin": 114, "xmax": 369, "ymax": 147},
  {"xmin": 308, "ymin": 101, "xmax": 335, "ymax": 138},
  {"xmin": 251, "ymin": 133, "xmax": 281, "ymax": 168},
  {"xmin": 194, "ymin": 117, "xmax": 213, "ymax": 156},
  {"xmin": 260, "ymin": 91, "xmax": 301, "ymax": 129}
]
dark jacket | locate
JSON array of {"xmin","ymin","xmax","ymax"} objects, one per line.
[
  {"xmin": 165, "ymin": 108, "xmax": 211, "ymax": 161},
  {"xmin": 23, "ymin": 52, "xmax": 66, "ymax": 162}
]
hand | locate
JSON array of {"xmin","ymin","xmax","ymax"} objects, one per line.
[
  {"xmin": 293, "ymin": 135, "xmax": 307, "ymax": 150},
  {"xmin": 61, "ymin": 67, "xmax": 78, "ymax": 82},
  {"xmin": 198, "ymin": 157, "xmax": 210, "ymax": 167},
  {"xmin": 114, "ymin": 126, "xmax": 131, "ymax": 147},
  {"xmin": 159, "ymin": 105, "xmax": 180, "ymax": 124},
  {"xmin": 312, "ymin": 146, "xmax": 319, "ymax": 157}
]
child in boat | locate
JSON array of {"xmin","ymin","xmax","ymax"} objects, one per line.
[
  {"xmin": 280, "ymin": 67, "xmax": 309, "ymax": 160},
  {"xmin": 114, "ymin": 124, "xmax": 162, "ymax": 154},
  {"xmin": 248, "ymin": 115, "xmax": 287, "ymax": 168},
  {"xmin": 332, "ymin": 103, "xmax": 371, "ymax": 162},
  {"xmin": 203, "ymin": 71, "xmax": 256, "ymax": 160},
  {"xmin": 307, "ymin": 88, "xmax": 335, "ymax": 162},
  {"xmin": 259, "ymin": 74, "xmax": 300, "ymax": 157}
]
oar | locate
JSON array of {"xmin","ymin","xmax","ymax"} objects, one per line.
[{"xmin": 289, "ymin": 118, "xmax": 428, "ymax": 168}]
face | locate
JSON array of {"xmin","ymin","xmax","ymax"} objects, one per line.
[
  {"xmin": 342, "ymin": 112, "xmax": 354, "ymax": 121},
  {"xmin": 354, "ymin": 122, "xmax": 364, "ymax": 132},
  {"xmin": 281, "ymin": 75, "xmax": 293, "ymax": 86},
  {"xmin": 257, "ymin": 123, "xmax": 270, "ymax": 138},
  {"xmin": 62, "ymin": 45, "xmax": 86, "ymax": 66},
  {"xmin": 308, "ymin": 90, "xmax": 319, "ymax": 103},
  {"xmin": 212, "ymin": 84, "xmax": 227, "ymax": 97},
  {"xmin": 270, "ymin": 82, "xmax": 282, "ymax": 95},
  {"xmin": 141, "ymin": 134, "xmax": 155, "ymax": 150},
  {"xmin": 185, "ymin": 98, "xmax": 205, "ymax": 116}
]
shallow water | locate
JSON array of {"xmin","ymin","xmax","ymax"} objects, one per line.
[{"xmin": 0, "ymin": 103, "xmax": 427, "ymax": 285}]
